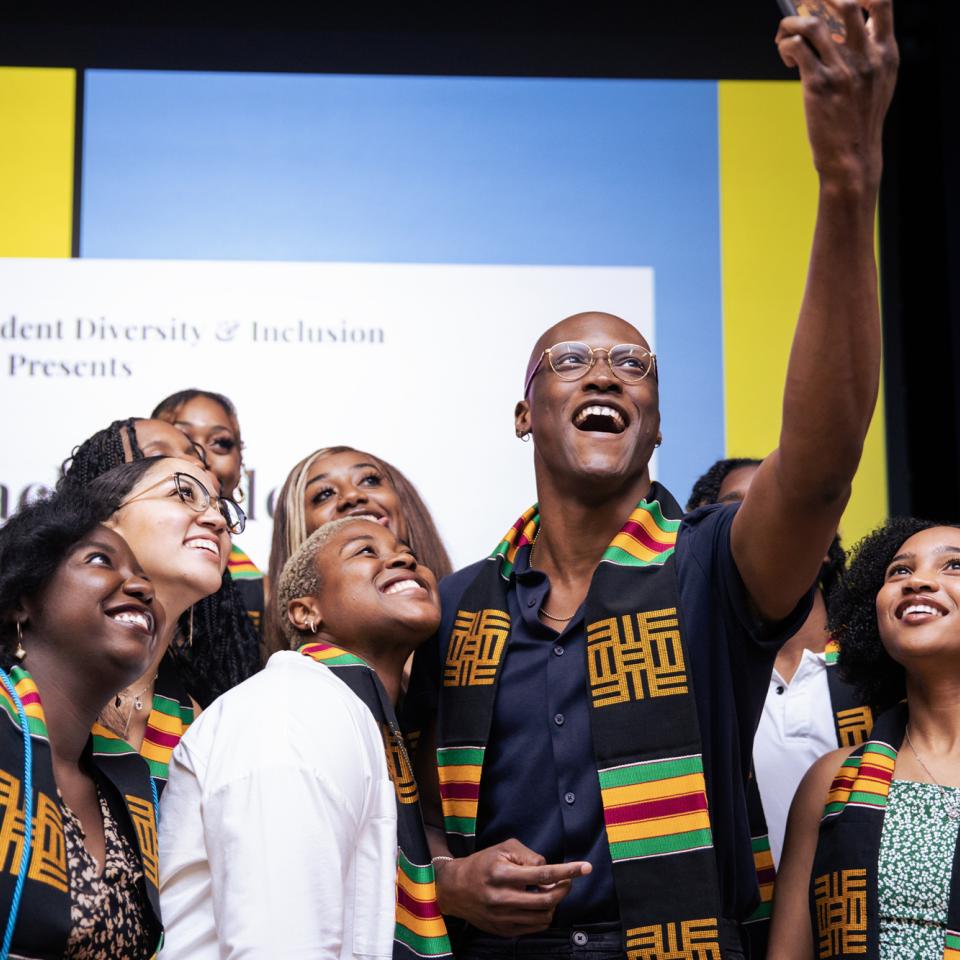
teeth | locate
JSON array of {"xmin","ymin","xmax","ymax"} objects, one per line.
[
  {"xmin": 111, "ymin": 610, "xmax": 152, "ymax": 631},
  {"xmin": 575, "ymin": 405, "xmax": 625, "ymax": 427},
  {"xmin": 187, "ymin": 539, "xmax": 218, "ymax": 555},
  {"xmin": 384, "ymin": 580, "xmax": 421, "ymax": 596},
  {"xmin": 903, "ymin": 604, "xmax": 940, "ymax": 618}
]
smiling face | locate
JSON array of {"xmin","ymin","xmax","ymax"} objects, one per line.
[
  {"xmin": 516, "ymin": 312, "xmax": 660, "ymax": 496},
  {"xmin": 108, "ymin": 457, "xmax": 230, "ymax": 626},
  {"xmin": 167, "ymin": 396, "xmax": 243, "ymax": 497},
  {"xmin": 22, "ymin": 525, "xmax": 162, "ymax": 687},
  {"xmin": 876, "ymin": 526, "xmax": 960, "ymax": 665},
  {"xmin": 293, "ymin": 519, "xmax": 439, "ymax": 653},
  {"xmin": 302, "ymin": 450, "xmax": 405, "ymax": 539}
]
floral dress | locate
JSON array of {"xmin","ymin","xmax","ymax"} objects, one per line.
[
  {"xmin": 878, "ymin": 779, "xmax": 960, "ymax": 959},
  {"xmin": 61, "ymin": 790, "xmax": 152, "ymax": 959}
]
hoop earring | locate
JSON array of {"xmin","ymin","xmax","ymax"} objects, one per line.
[
  {"xmin": 14, "ymin": 621, "xmax": 25, "ymax": 661},
  {"xmin": 234, "ymin": 483, "xmax": 245, "ymax": 504},
  {"xmin": 517, "ymin": 431, "xmax": 531, "ymax": 443},
  {"xmin": 655, "ymin": 434, "xmax": 663, "ymax": 448},
  {"xmin": 187, "ymin": 605, "xmax": 194, "ymax": 648},
  {"xmin": 308, "ymin": 620, "xmax": 318, "ymax": 635}
]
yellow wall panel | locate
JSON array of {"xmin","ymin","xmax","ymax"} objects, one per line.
[
  {"xmin": 718, "ymin": 80, "xmax": 887, "ymax": 547},
  {"xmin": 0, "ymin": 67, "xmax": 76, "ymax": 257}
]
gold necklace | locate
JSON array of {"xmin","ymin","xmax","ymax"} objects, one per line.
[
  {"xmin": 529, "ymin": 530, "xmax": 579, "ymax": 623},
  {"xmin": 905, "ymin": 725, "xmax": 960, "ymax": 820}
]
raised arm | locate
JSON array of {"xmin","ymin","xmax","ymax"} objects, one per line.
[{"xmin": 732, "ymin": 0, "xmax": 899, "ymax": 621}]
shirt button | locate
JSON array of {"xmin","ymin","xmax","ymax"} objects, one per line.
[
  {"xmin": 554, "ymin": 645, "xmax": 565, "ymax": 657},
  {"xmin": 564, "ymin": 791, "xmax": 576, "ymax": 805},
  {"xmin": 776, "ymin": 685, "xmax": 785, "ymax": 695},
  {"xmin": 554, "ymin": 713, "xmax": 565, "ymax": 727},
  {"xmin": 572, "ymin": 931, "xmax": 588, "ymax": 946}
]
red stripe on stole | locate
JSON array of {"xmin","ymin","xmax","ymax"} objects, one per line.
[
  {"xmin": 756, "ymin": 866, "xmax": 776, "ymax": 885},
  {"xmin": 604, "ymin": 791, "xmax": 707, "ymax": 827},
  {"xmin": 17, "ymin": 690, "xmax": 41, "ymax": 707},
  {"xmin": 397, "ymin": 885, "xmax": 442, "ymax": 920},
  {"xmin": 143, "ymin": 726, "xmax": 182, "ymax": 749},
  {"xmin": 439, "ymin": 781, "xmax": 480, "ymax": 801},
  {"xmin": 857, "ymin": 763, "xmax": 893, "ymax": 784},
  {"xmin": 831, "ymin": 775, "xmax": 857, "ymax": 790},
  {"xmin": 619, "ymin": 519, "xmax": 674, "ymax": 554}
]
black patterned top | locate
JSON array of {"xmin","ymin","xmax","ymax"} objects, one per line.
[{"xmin": 61, "ymin": 790, "xmax": 152, "ymax": 959}]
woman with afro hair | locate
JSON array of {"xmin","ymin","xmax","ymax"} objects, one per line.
[{"xmin": 770, "ymin": 518, "xmax": 960, "ymax": 960}]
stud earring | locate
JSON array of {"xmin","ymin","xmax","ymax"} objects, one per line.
[{"xmin": 14, "ymin": 621, "xmax": 25, "ymax": 661}]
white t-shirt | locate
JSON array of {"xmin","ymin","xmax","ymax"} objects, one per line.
[
  {"xmin": 753, "ymin": 648, "xmax": 837, "ymax": 867},
  {"xmin": 159, "ymin": 651, "xmax": 397, "ymax": 960}
]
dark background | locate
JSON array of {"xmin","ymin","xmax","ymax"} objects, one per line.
[{"xmin": 1, "ymin": 2, "xmax": 954, "ymax": 522}]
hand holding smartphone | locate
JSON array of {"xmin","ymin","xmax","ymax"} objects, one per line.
[{"xmin": 776, "ymin": 0, "xmax": 847, "ymax": 43}]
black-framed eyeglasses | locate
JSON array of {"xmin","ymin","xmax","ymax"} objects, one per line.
[
  {"xmin": 119, "ymin": 471, "xmax": 246, "ymax": 535},
  {"xmin": 523, "ymin": 340, "xmax": 657, "ymax": 397}
]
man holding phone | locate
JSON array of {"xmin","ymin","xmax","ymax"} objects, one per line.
[{"xmin": 410, "ymin": 3, "xmax": 899, "ymax": 958}]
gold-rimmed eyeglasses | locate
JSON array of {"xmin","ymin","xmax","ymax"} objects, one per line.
[
  {"xmin": 118, "ymin": 471, "xmax": 246, "ymax": 535},
  {"xmin": 523, "ymin": 341, "xmax": 657, "ymax": 397}
]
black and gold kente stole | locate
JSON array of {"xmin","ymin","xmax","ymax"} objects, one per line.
[
  {"xmin": 436, "ymin": 483, "xmax": 724, "ymax": 958},
  {"xmin": 742, "ymin": 639, "xmax": 875, "ymax": 955},
  {"xmin": 0, "ymin": 666, "xmax": 162, "ymax": 959},
  {"xmin": 297, "ymin": 642, "xmax": 453, "ymax": 959},
  {"xmin": 810, "ymin": 703, "xmax": 960, "ymax": 960}
]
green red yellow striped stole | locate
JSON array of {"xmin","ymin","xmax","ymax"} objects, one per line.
[
  {"xmin": 0, "ymin": 666, "xmax": 48, "ymax": 739},
  {"xmin": 436, "ymin": 744, "xmax": 484, "ymax": 837},
  {"xmin": 438, "ymin": 483, "xmax": 723, "ymax": 958},
  {"xmin": 749, "ymin": 835, "xmax": 775, "ymax": 921},
  {"xmin": 811, "ymin": 704, "xmax": 960, "ymax": 960},
  {"xmin": 822, "ymin": 740, "xmax": 896, "ymax": 818},
  {"xmin": 140, "ymin": 691, "xmax": 194, "ymax": 784},
  {"xmin": 598, "ymin": 754, "xmax": 712, "ymax": 861},
  {"xmin": 297, "ymin": 641, "xmax": 452, "ymax": 959},
  {"xmin": 227, "ymin": 543, "xmax": 262, "ymax": 580}
]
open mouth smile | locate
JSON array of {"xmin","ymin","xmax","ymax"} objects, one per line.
[
  {"xmin": 896, "ymin": 598, "xmax": 949, "ymax": 623},
  {"xmin": 379, "ymin": 574, "xmax": 428, "ymax": 597},
  {"xmin": 573, "ymin": 403, "xmax": 628, "ymax": 435},
  {"xmin": 106, "ymin": 604, "xmax": 155, "ymax": 636},
  {"xmin": 345, "ymin": 509, "xmax": 391, "ymax": 526},
  {"xmin": 185, "ymin": 536, "xmax": 221, "ymax": 559}
]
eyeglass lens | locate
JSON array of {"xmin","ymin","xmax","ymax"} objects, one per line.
[
  {"xmin": 548, "ymin": 341, "xmax": 654, "ymax": 382},
  {"xmin": 173, "ymin": 473, "xmax": 246, "ymax": 534}
]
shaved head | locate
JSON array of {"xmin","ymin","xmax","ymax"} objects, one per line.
[{"xmin": 524, "ymin": 312, "xmax": 650, "ymax": 390}]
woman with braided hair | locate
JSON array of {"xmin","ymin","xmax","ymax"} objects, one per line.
[{"xmin": 58, "ymin": 419, "xmax": 262, "ymax": 794}]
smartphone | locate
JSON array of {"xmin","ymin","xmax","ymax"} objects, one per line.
[{"xmin": 777, "ymin": 0, "xmax": 847, "ymax": 43}]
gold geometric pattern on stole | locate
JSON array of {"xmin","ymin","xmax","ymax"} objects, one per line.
[
  {"xmin": 835, "ymin": 707, "xmax": 874, "ymax": 748},
  {"xmin": 381, "ymin": 724, "xmax": 419, "ymax": 805},
  {"xmin": 586, "ymin": 607, "xmax": 688, "ymax": 708},
  {"xmin": 0, "ymin": 769, "xmax": 68, "ymax": 892},
  {"xmin": 625, "ymin": 918, "xmax": 721, "ymax": 960},
  {"xmin": 125, "ymin": 795, "xmax": 159, "ymax": 888},
  {"xmin": 814, "ymin": 869, "xmax": 868, "ymax": 958},
  {"xmin": 444, "ymin": 609, "xmax": 510, "ymax": 687}
]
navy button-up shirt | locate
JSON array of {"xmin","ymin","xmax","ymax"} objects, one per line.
[{"xmin": 412, "ymin": 503, "xmax": 812, "ymax": 929}]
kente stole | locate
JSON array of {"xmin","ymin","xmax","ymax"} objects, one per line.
[
  {"xmin": 436, "ymin": 483, "xmax": 724, "ymax": 959},
  {"xmin": 297, "ymin": 642, "xmax": 452, "ymax": 960},
  {"xmin": 742, "ymin": 639, "xmax": 874, "ymax": 956},
  {"xmin": 0, "ymin": 667, "xmax": 162, "ymax": 959},
  {"xmin": 228, "ymin": 544, "xmax": 265, "ymax": 634},
  {"xmin": 810, "ymin": 703, "xmax": 960, "ymax": 960}
]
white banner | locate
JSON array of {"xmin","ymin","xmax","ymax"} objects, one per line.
[{"xmin": 0, "ymin": 259, "xmax": 654, "ymax": 569}]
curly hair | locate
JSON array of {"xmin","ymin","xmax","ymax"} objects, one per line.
[
  {"xmin": 57, "ymin": 419, "xmax": 262, "ymax": 706},
  {"xmin": 265, "ymin": 447, "xmax": 452, "ymax": 653},
  {"xmin": 686, "ymin": 457, "xmax": 762, "ymax": 511},
  {"xmin": 151, "ymin": 389, "xmax": 242, "ymax": 443},
  {"xmin": 831, "ymin": 517, "xmax": 958, "ymax": 714},
  {"xmin": 0, "ymin": 477, "xmax": 142, "ymax": 663}
]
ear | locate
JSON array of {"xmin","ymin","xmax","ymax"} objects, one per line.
[
  {"xmin": 287, "ymin": 596, "xmax": 323, "ymax": 635},
  {"xmin": 514, "ymin": 399, "xmax": 532, "ymax": 439}
]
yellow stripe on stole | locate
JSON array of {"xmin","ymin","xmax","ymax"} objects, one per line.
[
  {"xmin": 440, "ymin": 799, "xmax": 479, "ymax": 819},
  {"xmin": 395, "ymin": 905, "xmax": 448, "ymax": 938},
  {"xmin": 605, "ymin": 810, "xmax": 712, "ymax": 844},
  {"xmin": 602, "ymin": 773, "xmax": 706, "ymax": 809},
  {"xmin": 437, "ymin": 764, "xmax": 481, "ymax": 784}
]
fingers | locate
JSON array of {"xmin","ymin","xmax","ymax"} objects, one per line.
[
  {"xmin": 776, "ymin": 33, "xmax": 819, "ymax": 72},
  {"xmin": 776, "ymin": 16, "xmax": 845, "ymax": 69},
  {"xmin": 498, "ymin": 837, "xmax": 546, "ymax": 867},
  {"xmin": 496, "ymin": 859, "xmax": 592, "ymax": 888},
  {"xmin": 862, "ymin": 0, "xmax": 893, "ymax": 44},
  {"xmin": 836, "ymin": 0, "xmax": 868, "ymax": 53}
]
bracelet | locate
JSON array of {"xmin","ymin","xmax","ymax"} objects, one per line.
[{"xmin": 431, "ymin": 855, "xmax": 454, "ymax": 866}]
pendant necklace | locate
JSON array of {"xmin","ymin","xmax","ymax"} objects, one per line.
[{"xmin": 905, "ymin": 725, "xmax": 960, "ymax": 820}]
